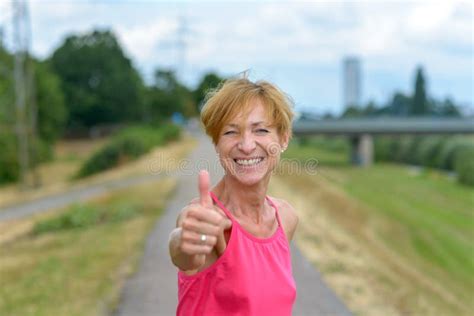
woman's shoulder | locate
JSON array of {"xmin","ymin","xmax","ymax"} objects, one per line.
[{"xmin": 267, "ymin": 196, "xmax": 299, "ymax": 241}]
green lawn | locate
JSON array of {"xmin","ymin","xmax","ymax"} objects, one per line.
[{"xmin": 283, "ymin": 137, "xmax": 474, "ymax": 315}]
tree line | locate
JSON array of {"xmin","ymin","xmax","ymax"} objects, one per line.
[
  {"xmin": 0, "ymin": 29, "xmax": 223, "ymax": 184},
  {"xmin": 340, "ymin": 66, "xmax": 463, "ymax": 118}
]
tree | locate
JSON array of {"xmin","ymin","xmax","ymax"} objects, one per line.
[
  {"xmin": 50, "ymin": 29, "xmax": 145, "ymax": 128},
  {"xmin": 35, "ymin": 61, "xmax": 67, "ymax": 143},
  {"xmin": 412, "ymin": 66, "xmax": 429, "ymax": 115},
  {"xmin": 391, "ymin": 92, "xmax": 412, "ymax": 116},
  {"xmin": 146, "ymin": 69, "xmax": 195, "ymax": 121},
  {"xmin": 194, "ymin": 72, "xmax": 224, "ymax": 112},
  {"xmin": 0, "ymin": 45, "xmax": 14, "ymax": 125},
  {"xmin": 341, "ymin": 105, "xmax": 364, "ymax": 118},
  {"xmin": 0, "ymin": 47, "xmax": 67, "ymax": 183},
  {"xmin": 435, "ymin": 98, "xmax": 461, "ymax": 117}
]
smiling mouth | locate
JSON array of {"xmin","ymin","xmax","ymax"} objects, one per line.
[{"xmin": 233, "ymin": 157, "xmax": 264, "ymax": 166}]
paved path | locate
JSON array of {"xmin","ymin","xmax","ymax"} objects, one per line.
[
  {"xmin": 115, "ymin": 133, "xmax": 352, "ymax": 316},
  {"xmin": 0, "ymin": 173, "xmax": 168, "ymax": 221}
]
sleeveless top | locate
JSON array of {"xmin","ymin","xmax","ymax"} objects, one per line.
[{"xmin": 176, "ymin": 192, "xmax": 297, "ymax": 316}]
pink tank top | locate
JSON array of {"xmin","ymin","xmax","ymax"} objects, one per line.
[{"xmin": 176, "ymin": 192, "xmax": 297, "ymax": 316}]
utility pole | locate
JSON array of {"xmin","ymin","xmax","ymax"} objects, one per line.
[
  {"xmin": 12, "ymin": 0, "xmax": 37, "ymax": 189},
  {"xmin": 158, "ymin": 15, "xmax": 189, "ymax": 80},
  {"xmin": 176, "ymin": 15, "xmax": 187, "ymax": 80}
]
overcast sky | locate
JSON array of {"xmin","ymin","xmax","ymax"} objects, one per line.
[{"xmin": 1, "ymin": 0, "xmax": 472, "ymax": 115}]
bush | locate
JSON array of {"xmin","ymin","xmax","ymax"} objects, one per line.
[
  {"xmin": 0, "ymin": 133, "xmax": 19, "ymax": 184},
  {"xmin": 0, "ymin": 134, "xmax": 55, "ymax": 185},
  {"xmin": 374, "ymin": 136, "xmax": 395, "ymax": 162},
  {"xmin": 454, "ymin": 144, "xmax": 474, "ymax": 186},
  {"xmin": 296, "ymin": 136, "xmax": 349, "ymax": 153},
  {"xmin": 392, "ymin": 136, "xmax": 414, "ymax": 163},
  {"xmin": 76, "ymin": 124, "xmax": 181, "ymax": 178},
  {"xmin": 435, "ymin": 136, "xmax": 471, "ymax": 171},
  {"xmin": 413, "ymin": 136, "xmax": 447, "ymax": 168},
  {"xmin": 405, "ymin": 136, "xmax": 424, "ymax": 165}
]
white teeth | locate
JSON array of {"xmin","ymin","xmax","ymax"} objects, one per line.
[{"xmin": 235, "ymin": 158, "xmax": 263, "ymax": 166}]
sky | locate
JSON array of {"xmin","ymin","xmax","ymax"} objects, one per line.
[{"xmin": 0, "ymin": 0, "xmax": 472, "ymax": 116}]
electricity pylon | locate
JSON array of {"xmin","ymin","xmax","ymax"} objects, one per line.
[{"xmin": 12, "ymin": 0, "xmax": 38, "ymax": 189}]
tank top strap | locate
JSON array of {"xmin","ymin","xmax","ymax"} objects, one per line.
[
  {"xmin": 265, "ymin": 196, "xmax": 283, "ymax": 228},
  {"xmin": 209, "ymin": 191, "xmax": 236, "ymax": 221}
]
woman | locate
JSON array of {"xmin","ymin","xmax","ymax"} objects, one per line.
[{"xmin": 168, "ymin": 76, "xmax": 299, "ymax": 315}]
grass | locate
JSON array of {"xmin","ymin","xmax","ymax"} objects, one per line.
[
  {"xmin": 0, "ymin": 133, "xmax": 197, "ymax": 315},
  {"xmin": 272, "ymin": 136, "xmax": 474, "ymax": 316},
  {"xmin": 0, "ymin": 178, "xmax": 176, "ymax": 316}
]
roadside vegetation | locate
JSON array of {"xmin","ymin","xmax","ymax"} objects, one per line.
[
  {"xmin": 270, "ymin": 135, "xmax": 473, "ymax": 316},
  {"xmin": 76, "ymin": 124, "xmax": 181, "ymax": 178},
  {"xmin": 0, "ymin": 179, "xmax": 175, "ymax": 316}
]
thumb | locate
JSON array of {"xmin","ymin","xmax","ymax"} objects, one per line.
[{"xmin": 198, "ymin": 170, "xmax": 213, "ymax": 208}]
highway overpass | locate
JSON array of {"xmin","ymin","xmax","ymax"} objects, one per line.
[{"xmin": 292, "ymin": 117, "xmax": 474, "ymax": 166}]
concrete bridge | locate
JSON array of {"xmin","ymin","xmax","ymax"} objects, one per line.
[{"xmin": 293, "ymin": 117, "xmax": 474, "ymax": 166}]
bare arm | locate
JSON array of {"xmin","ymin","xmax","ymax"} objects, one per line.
[{"xmin": 276, "ymin": 199, "xmax": 299, "ymax": 242}]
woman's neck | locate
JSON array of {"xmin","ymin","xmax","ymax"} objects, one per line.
[{"xmin": 214, "ymin": 175, "xmax": 271, "ymax": 224}]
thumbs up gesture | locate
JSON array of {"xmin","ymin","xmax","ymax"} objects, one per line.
[{"xmin": 178, "ymin": 170, "xmax": 232, "ymax": 265}]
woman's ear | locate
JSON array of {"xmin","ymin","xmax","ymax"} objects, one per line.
[{"xmin": 280, "ymin": 132, "xmax": 289, "ymax": 152}]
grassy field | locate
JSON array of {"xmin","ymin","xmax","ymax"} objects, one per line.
[
  {"xmin": 0, "ymin": 179, "xmax": 176, "ymax": 316},
  {"xmin": 270, "ymin": 137, "xmax": 473, "ymax": 316}
]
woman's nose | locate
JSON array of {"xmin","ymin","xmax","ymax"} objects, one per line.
[{"xmin": 238, "ymin": 133, "xmax": 256, "ymax": 153}]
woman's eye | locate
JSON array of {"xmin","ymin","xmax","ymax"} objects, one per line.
[
  {"xmin": 224, "ymin": 131, "xmax": 236, "ymax": 135},
  {"xmin": 256, "ymin": 129, "xmax": 269, "ymax": 134}
]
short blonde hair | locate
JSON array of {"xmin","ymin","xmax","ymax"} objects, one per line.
[{"xmin": 200, "ymin": 77, "xmax": 294, "ymax": 144}]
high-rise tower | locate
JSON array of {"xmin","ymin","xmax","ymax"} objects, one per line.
[{"xmin": 343, "ymin": 57, "xmax": 362, "ymax": 108}]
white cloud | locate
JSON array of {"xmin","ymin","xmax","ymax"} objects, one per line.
[{"xmin": 1, "ymin": 0, "xmax": 471, "ymax": 111}]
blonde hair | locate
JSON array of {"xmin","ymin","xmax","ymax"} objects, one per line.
[{"xmin": 200, "ymin": 76, "xmax": 294, "ymax": 145}]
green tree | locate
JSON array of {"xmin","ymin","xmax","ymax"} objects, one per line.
[
  {"xmin": 434, "ymin": 98, "xmax": 461, "ymax": 117},
  {"xmin": 0, "ymin": 48, "xmax": 67, "ymax": 183},
  {"xmin": 35, "ymin": 61, "xmax": 67, "ymax": 143},
  {"xmin": 389, "ymin": 92, "xmax": 412, "ymax": 116},
  {"xmin": 412, "ymin": 66, "xmax": 429, "ymax": 115},
  {"xmin": 341, "ymin": 105, "xmax": 364, "ymax": 118},
  {"xmin": 193, "ymin": 72, "xmax": 224, "ymax": 112},
  {"xmin": 0, "ymin": 45, "xmax": 14, "ymax": 126},
  {"xmin": 50, "ymin": 29, "xmax": 145, "ymax": 128},
  {"xmin": 146, "ymin": 69, "xmax": 195, "ymax": 121}
]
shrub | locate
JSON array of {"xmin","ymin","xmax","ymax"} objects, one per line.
[
  {"xmin": 374, "ymin": 136, "xmax": 395, "ymax": 162},
  {"xmin": 0, "ymin": 133, "xmax": 19, "ymax": 184},
  {"xmin": 414, "ymin": 136, "xmax": 447, "ymax": 168},
  {"xmin": 454, "ymin": 144, "xmax": 474, "ymax": 186},
  {"xmin": 405, "ymin": 135, "xmax": 424, "ymax": 165},
  {"xmin": 435, "ymin": 136, "xmax": 471, "ymax": 171},
  {"xmin": 392, "ymin": 136, "xmax": 414, "ymax": 163},
  {"xmin": 76, "ymin": 124, "xmax": 181, "ymax": 178},
  {"xmin": 0, "ymin": 133, "xmax": 57, "ymax": 185}
]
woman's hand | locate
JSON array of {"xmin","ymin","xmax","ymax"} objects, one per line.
[{"xmin": 169, "ymin": 170, "xmax": 232, "ymax": 271}]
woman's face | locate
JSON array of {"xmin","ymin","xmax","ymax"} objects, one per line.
[{"xmin": 216, "ymin": 98, "xmax": 288, "ymax": 186}]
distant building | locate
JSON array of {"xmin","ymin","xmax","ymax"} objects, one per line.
[{"xmin": 343, "ymin": 57, "xmax": 362, "ymax": 109}]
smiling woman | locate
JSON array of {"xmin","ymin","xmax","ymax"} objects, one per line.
[{"xmin": 168, "ymin": 75, "xmax": 299, "ymax": 316}]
